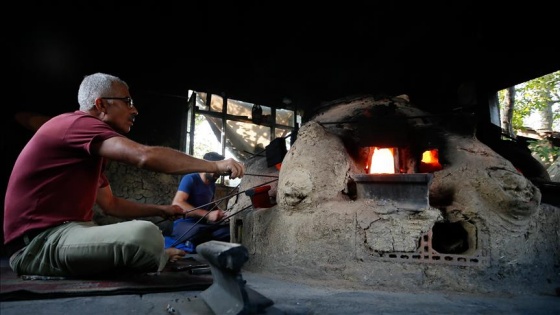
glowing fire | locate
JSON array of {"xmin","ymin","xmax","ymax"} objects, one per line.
[
  {"xmin": 367, "ymin": 147, "xmax": 442, "ymax": 174},
  {"xmin": 369, "ymin": 147, "xmax": 395, "ymax": 174},
  {"xmin": 421, "ymin": 150, "xmax": 437, "ymax": 164},
  {"xmin": 419, "ymin": 149, "xmax": 442, "ymax": 172}
]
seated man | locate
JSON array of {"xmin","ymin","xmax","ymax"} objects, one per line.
[
  {"xmin": 165, "ymin": 152, "xmax": 231, "ymax": 252},
  {"xmin": 3, "ymin": 73, "xmax": 244, "ymax": 277}
]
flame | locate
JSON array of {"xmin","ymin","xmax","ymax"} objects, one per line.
[
  {"xmin": 369, "ymin": 147, "xmax": 395, "ymax": 174},
  {"xmin": 419, "ymin": 149, "xmax": 442, "ymax": 172}
]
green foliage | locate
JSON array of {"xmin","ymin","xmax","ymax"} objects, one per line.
[
  {"xmin": 513, "ymin": 70, "xmax": 560, "ymax": 130},
  {"xmin": 499, "ymin": 71, "xmax": 560, "ymax": 166},
  {"xmin": 528, "ymin": 138, "xmax": 560, "ymax": 167}
]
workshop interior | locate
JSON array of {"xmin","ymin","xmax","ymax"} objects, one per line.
[{"xmin": 2, "ymin": 2, "xmax": 559, "ymax": 313}]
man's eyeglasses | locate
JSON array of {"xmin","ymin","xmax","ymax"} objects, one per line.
[{"xmin": 101, "ymin": 97, "xmax": 134, "ymax": 108}]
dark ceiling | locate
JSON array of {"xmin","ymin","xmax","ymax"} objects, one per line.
[{"xmin": 7, "ymin": 1, "xmax": 559, "ymax": 119}]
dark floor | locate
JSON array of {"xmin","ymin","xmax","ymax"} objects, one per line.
[{"xmin": 1, "ymin": 256, "xmax": 559, "ymax": 315}]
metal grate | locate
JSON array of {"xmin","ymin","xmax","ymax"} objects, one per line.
[{"xmin": 376, "ymin": 229, "xmax": 489, "ymax": 267}]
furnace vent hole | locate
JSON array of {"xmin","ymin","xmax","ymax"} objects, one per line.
[
  {"xmin": 346, "ymin": 179, "xmax": 357, "ymax": 200},
  {"xmin": 431, "ymin": 222, "xmax": 469, "ymax": 254}
]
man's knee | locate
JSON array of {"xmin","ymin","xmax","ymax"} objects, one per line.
[{"xmin": 124, "ymin": 220, "xmax": 164, "ymax": 248}]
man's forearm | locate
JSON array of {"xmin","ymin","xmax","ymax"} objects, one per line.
[
  {"xmin": 102, "ymin": 197, "xmax": 166, "ymax": 218},
  {"xmin": 140, "ymin": 146, "xmax": 219, "ymax": 175}
]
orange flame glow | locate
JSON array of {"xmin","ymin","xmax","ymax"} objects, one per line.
[
  {"xmin": 419, "ymin": 149, "xmax": 442, "ymax": 172},
  {"xmin": 369, "ymin": 147, "xmax": 395, "ymax": 174}
]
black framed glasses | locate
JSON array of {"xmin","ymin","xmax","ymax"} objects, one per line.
[{"xmin": 101, "ymin": 97, "xmax": 134, "ymax": 108}]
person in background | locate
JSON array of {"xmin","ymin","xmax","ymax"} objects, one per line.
[
  {"xmin": 3, "ymin": 72, "xmax": 244, "ymax": 277},
  {"xmin": 165, "ymin": 152, "xmax": 231, "ymax": 253}
]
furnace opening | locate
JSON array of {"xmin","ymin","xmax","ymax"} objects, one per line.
[
  {"xmin": 365, "ymin": 146, "xmax": 443, "ymax": 174},
  {"xmin": 431, "ymin": 222, "xmax": 469, "ymax": 254}
]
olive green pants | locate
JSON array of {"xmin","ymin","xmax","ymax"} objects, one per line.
[{"xmin": 9, "ymin": 220, "xmax": 169, "ymax": 277}]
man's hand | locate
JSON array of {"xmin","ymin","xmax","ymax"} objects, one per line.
[
  {"xmin": 162, "ymin": 204, "xmax": 187, "ymax": 220},
  {"xmin": 166, "ymin": 248, "xmax": 186, "ymax": 263},
  {"xmin": 215, "ymin": 158, "xmax": 245, "ymax": 179},
  {"xmin": 206, "ymin": 209, "xmax": 227, "ymax": 222}
]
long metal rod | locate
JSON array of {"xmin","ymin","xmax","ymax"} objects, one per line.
[
  {"xmin": 244, "ymin": 173, "xmax": 279, "ymax": 178},
  {"xmin": 167, "ymin": 179, "xmax": 278, "ymax": 248},
  {"xmin": 153, "ymin": 176, "xmax": 278, "ymax": 225},
  {"xmin": 182, "ymin": 178, "xmax": 278, "ymax": 216},
  {"xmin": 170, "ymin": 204, "xmax": 254, "ymax": 248},
  {"xmin": 215, "ymin": 204, "xmax": 254, "ymax": 224}
]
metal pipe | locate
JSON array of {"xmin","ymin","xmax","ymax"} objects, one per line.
[{"xmin": 166, "ymin": 179, "xmax": 278, "ymax": 248}]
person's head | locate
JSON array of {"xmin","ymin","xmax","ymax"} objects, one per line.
[
  {"xmin": 203, "ymin": 152, "xmax": 225, "ymax": 182},
  {"xmin": 77, "ymin": 72, "xmax": 138, "ymax": 134}
]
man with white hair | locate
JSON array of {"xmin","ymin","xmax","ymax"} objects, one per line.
[{"xmin": 3, "ymin": 73, "xmax": 244, "ymax": 277}]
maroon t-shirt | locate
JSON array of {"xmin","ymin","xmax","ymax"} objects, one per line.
[{"xmin": 3, "ymin": 111, "xmax": 123, "ymax": 244}]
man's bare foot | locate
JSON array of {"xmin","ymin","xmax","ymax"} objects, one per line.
[{"xmin": 165, "ymin": 248, "xmax": 186, "ymax": 262}]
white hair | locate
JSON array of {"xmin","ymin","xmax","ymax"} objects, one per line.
[{"xmin": 77, "ymin": 73, "xmax": 129, "ymax": 111}]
